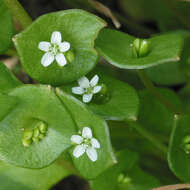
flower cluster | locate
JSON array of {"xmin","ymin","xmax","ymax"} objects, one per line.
[
  {"xmin": 72, "ymin": 75, "xmax": 102, "ymax": 103},
  {"xmin": 71, "ymin": 127, "xmax": 100, "ymax": 162},
  {"xmin": 38, "ymin": 31, "xmax": 70, "ymax": 67}
]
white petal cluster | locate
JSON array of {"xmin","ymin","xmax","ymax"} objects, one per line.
[
  {"xmin": 38, "ymin": 31, "xmax": 70, "ymax": 67},
  {"xmin": 72, "ymin": 75, "xmax": 102, "ymax": 103},
  {"xmin": 71, "ymin": 127, "xmax": 100, "ymax": 162}
]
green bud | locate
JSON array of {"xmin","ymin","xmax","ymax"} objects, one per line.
[
  {"xmin": 117, "ymin": 173, "xmax": 125, "ymax": 183},
  {"xmin": 65, "ymin": 51, "xmax": 75, "ymax": 63},
  {"xmin": 22, "ymin": 138, "xmax": 32, "ymax": 147},
  {"xmin": 23, "ymin": 129, "xmax": 33, "ymax": 140},
  {"xmin": 39, "ymin": 122, "xmax": 48, "ymax": 134},
  {"xmin": 93, "ymin": 83, "xmax": 110, "ymax": 104},
  {"xmin": 183, "ymin": 135, "xmax": 190, "ymax": 144},
  {"xmin": 39, "ymin": 134, "xmax": 45, "ymax": 140},
  {"xmin": 132, "ymin": 38, "xmax": 150, "ymax": 58},
  {"xmin": 32, "ymin": 136, "xmax": 40, "ymax": 143},
  {"xmin": 33, "ymin": 128, "xmax": 40, "ymax": 138},
  {"xmin": 185, "ymin": 144, "xmax": 190, "ymax": 151}
]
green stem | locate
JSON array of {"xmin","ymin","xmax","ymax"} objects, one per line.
[
  {"xmin": 137, "ymin": 69, "xmax": 180, "ymax": 114},
  {"xmin": 4, "ymin": 0, "xmax": 32, "ymax": 29},
  {"xmin": 127, "ymin": 121, "xmax": 168, "ymax": 158}
]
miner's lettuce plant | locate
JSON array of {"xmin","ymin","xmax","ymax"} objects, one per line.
[{"xmin": 1, "ymin": 0, "xmax": 190, "ymax": 189}]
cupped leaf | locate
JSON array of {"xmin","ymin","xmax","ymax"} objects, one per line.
[
  {"xmin": 14, "ymin": 9, "xmax": 106, "ymax": 85},
  {"xmin": 0, "ymin": 159, "xmax": 70, "ymax": 190},
  {"xmin": 95, "ymin": 29, "xmax": 184, "ymax": 69},
  {"xmin": 138, "ymin": 88, "xmax": 182, "ymax": 135},
  {"xmin": 0, "ymin": 85, "xmax": 76, "ymax": 168},
  {"xmin": 145, "ymin": 62, "xmax": 186, "ymax": 86},
  {"xmin": 89, "ymin": 149, "xmax": 139, "ymax": 190},
  {"xmin": 0, "ymin": 62, "xmax": 21, "ymax": 93},
  {"xmin": 0, "ymin": 0, "xmax": 14, "ymax": 54},
  {"xmin": 168, "ymin": 115, "xmax": 190, "ymax": 182},
  {"xmin": 61, "ymin": 69, "xmax": 139, "ymax": 121},
  {"xmin": 55, "ymin": 89, "xmax": 116, "ymax": 179}
]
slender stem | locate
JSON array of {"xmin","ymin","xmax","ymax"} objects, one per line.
[
  {"xmin": 127, "ymin": 121, "xmax": 168, "ymax": 158},
  {"xmin": 4, "ymin": 0, "xmax": 32, "ymax": 29},
  {"xmin": 137, "ymin": 70, "xmax": 180, "ymax": 114}
]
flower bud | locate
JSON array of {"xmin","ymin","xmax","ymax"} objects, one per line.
[
  {"xmin": 39, "ymin": 122, "xmax": 48, "ymax": 134},
  {"xmin": 22, "ymin": 138, "xmax": 32, "ymax": 147},
  {"xmin": 183, "ymin": 135, "xmax": 190, "ymax": 144},
  {"xmin": 66, "ymin": 51, "xmax": 75, "ymax": 63},
  {"xmin": 33, "ymin": 128, "xmax": 40, "ymax": 138},
  {"xmin": 132, "ymin": 38, "xmax": 150, "ymax": 58}
]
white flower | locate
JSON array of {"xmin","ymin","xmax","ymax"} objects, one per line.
[
  {"xmin": 71, "ymin": 127, "xmax": 100, "ymax": 162},
  {"xmin": 72, "ymin": 75, "xmax": 102, "ymax": 103},
  {"xmin": 38, "ymin": 31, "xmax": 70, "ymax": 67}
]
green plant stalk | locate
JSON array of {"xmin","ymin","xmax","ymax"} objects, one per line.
[
  {"xmin": 4, "ymin": 0, "xmax": 32, "ymax": 29},
  {"xmin": 137, "ymin": 69, "xmax": 180, "ymax": 114},
  {"xmin": 127, "ymin": 121, "xmax": 168, "ymax": 158}
]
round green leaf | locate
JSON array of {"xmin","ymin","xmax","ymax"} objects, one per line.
[
  {"xmin": 0, "ymin": 160, "xmax": 70, "ymax": 190},
  {"xmin": 138, "ymin": 88, "xmax": 182, "ymax": 135},
  {"xmin": 55, "ymin": 89, "xmax": 116, "ymax": 179},
  {"xmin": 14, "ymin": 9, "xmax": 106, "ymax": 85},
  {"xmin": 0, "ymin": 0, "xmax": 14, "ymax": 54},
  {"xmin": 145, "ymin": 62, "xmax": 186, "ymax": 86},
  {"xmin": 61, "ymin": 70, "xmax": 139, "ymax": 121},
  {"xmin": 95, "ymin": 29, "xmax": 184, "ymax": 69},
  {"xmin": 168, "ymin": 115, "xmax": 190, "ymax": 182},
  {"xmin": 0, "ymin": 62, "xmax": 21, "ymax": 93},
  {"xmin": 0, "ymin": 85, "xmax": 76, "ymax": 168}
]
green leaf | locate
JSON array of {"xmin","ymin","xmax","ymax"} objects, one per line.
[
  {"xmin": 0, "ymin": 160, "xmax": 70, "ymax": 190},
  {"xmin": 0, "ymin": 62, "xmax": 21, "ymax": 93},
  {"xmin": 89, "ymin": 149, "xmax": 160, "ymax": 190},
  {"xmin": 95, "ymin": 29, "xmax": 184, "ymax": 69},
  {"xmin": 61, "ymin": 69, "xmax": 139, "ymax": 121},
  {"xmin": 0, "ymin": 85, "xmax": 76, "ymax": 168},
  {"xmin": 168, "ymin": 115, "xmax": 190, "ymax": 182},
  {"xmin": 89, "ymin": 149, "xmax": 139, "ymax": 190},
  {"xmin": 0, "ymin": 0, "xmax": 14, "ymax": 54},
  {"xmin": 178, "ymin": 85, "xmax": 190, "ymax": 114},
  {"xmin": 117, "ymin": 165, "xmax": 161, "ymax": 190},
  {"xmin": 55, "ymin": 89, "xmax": 116, "ymax": 179},
  {"xmin": 145, "ymin": 62, "xmax": 186, "ymax": 86},
  {"xmin": 14, "ymin": 9, "xmax": 106, "ymax": 85},
  {"xmin": 138, "ymin": 88, "xmax": 182, "ymax": 135}
]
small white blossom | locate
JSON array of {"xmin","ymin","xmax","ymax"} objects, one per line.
[
  {"xmin": 71, "ymin": 127, "xmax": 100, "ymax": 162},
  {"xmin": 72, "ymin": 75, "xmax": 102, "ymax": 103},
  {"xmin": 38, "ymin": 31, "xmax": 70, "ymax": 67}
]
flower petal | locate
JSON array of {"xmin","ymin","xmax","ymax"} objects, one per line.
[
  {"xmin": 83, "ymin": 94, "xmax": 93, "ymax": 103},
  {"xmin": 51, "ymin": 31, "xmax": 62, "ymax": 44},
  {"xmin": 38, "ymin": 41, "xmax": 51, "ymax": 52},
  {"xmin": 86, "ymin": 147, "xmax": 98, "ymax": 162},
  {"xmin": 73, "ymin": 145, "xmax": 86, "ymax": 158},
  {"xmin": 91, "ymin": 138, "xmax": 100, "ymax": 149},
  {"xmin": 82, "ymin": 127, "xmax": 92, "ymax": 139},
  {"xmin": 78, "ymin": 77, "xmax": 90, "ymax": 88},
  {"xmin": 90, "ymin": 75, "xmax": 99, "ymax": 87},
  {"xmin": 55, "ymin": 53, "xmax": 67, "ymax": 67},
  {"xmin": 41, "ymin": 52, "xmax": 54, "ymax": 67},
  {"xmin": 93, "ymin": 86, "xmax": 102, "ymax": 94},
  {"xmin": 71, "ymin": 135, "xmax": 83, "ymax": 144},
  {"xmin": 72, "ymin": 87, "xmax": 84, "ymax": 95},
  {"xmin": 59, "ymin": 42, "xmax": 70, "ymax": 52}
]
